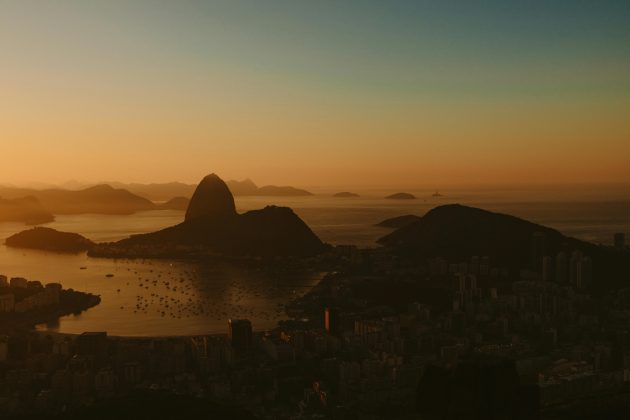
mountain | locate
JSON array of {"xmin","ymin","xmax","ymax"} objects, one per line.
[
  {"xmin": 185, "ymin": 174, "xmax": 237, "ymax": 221},
  {"xmin": 378, "ymin": 204, "xmax": 630, "ymax": 291},
  {"xmin": 385, "ymin": 192, "xmax": 416, "ymax": 200},
  {"xmin": 0, "ymin": 185, "xmax": 156, "ymax": 215},
  {"xmin": 0, "ymin": 196, "xmax": 55, "ymax": 225},
  {"xmin": 334, "ymin": 192, "xmax": 360, "ymax": 198},
  {"xmin": 90, "ymin": 174, "xmax": 326, "ymax": 258},
  {"xmin": 226, "ymin": 179, "xmax": 259, "ymax": 196},
  {"xmin": 159, "ymin": 197, "xmax": 190, "ymax": 211},
  {"xmin": 5, "ymin": 227, "xmax": 95, "ymax": 253},
  {"xmin": 108, "ymin": 182, "xmax": 196, "ymax": 202},
  {"xmin": 375, "ymin": 214, "xmax": 421, "ymax": 228},
  {"xmin": 106, "ymin": 179, "xmax": 312, "ymax": 200},
  {"xmin": 378, "ymin": 204, "xmax": 591, "ymax": 265}
]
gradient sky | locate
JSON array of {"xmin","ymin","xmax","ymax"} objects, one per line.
[{"xmin": 1, "ymin": 0, "xmax": 629, "ymax": 187}]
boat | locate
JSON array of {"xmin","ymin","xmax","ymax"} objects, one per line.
[
  {"xmin": 105, "ymin": 273, "xmax": 115, "ymax": 278},
  {"xmin": 432, "ymin": 191, "xmax": 443, "ymax": 197}
]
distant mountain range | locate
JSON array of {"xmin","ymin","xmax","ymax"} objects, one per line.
[
  {"xmin": 108, "ymin": 179, "xmax": 313, "ymax": 201},
  {"xmin": 0, "ymin": 196, "xmax": 54, "ymax": 225},
  {"xmin": 0, "ymin": 178, "xmax": 313, "ymax": 222},
  {"xmin": 0, "ymin": 185, "xmax": 155, "ymax": 215},
  {"xmin": 90, "ymin": 174, "xmax": 325, "ymax": 258}
]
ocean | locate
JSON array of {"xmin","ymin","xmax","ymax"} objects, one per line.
[{"xmin": 0, "ymin": 189, "xmax": 628, "ymax": 336}]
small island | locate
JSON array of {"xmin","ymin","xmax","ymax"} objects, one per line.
[
  {"xmin": 375, "ymin": 214, "xmax": 421, "ymax": 228},
  {"xmin": 333, "ymin": 192, "xmax": 360, "ymax": 198},
  {"xmin": 385, "ymin": 192, "xmax": 416, "ymax": 200},
  {"xmin": 5, "ymin": 227, "xmax": 95, "ymax": 253}
]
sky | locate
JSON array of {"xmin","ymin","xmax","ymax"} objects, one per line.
[{"xmin": 1, "ymin": 0, "xmax": 629, "ymax": 187}]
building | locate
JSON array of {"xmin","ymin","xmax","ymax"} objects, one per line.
[
  {"xmin": 0, "ymin": 293, "xmax": 15, "ymax": 313},
  {"xmin": 324, "ymin": 306, "xmax": 340, "ymax": 336},
  {"xmin": 228, "ymin": 319, "xmax": 252, "ymax": 355},
  {"xmin": 576, "ymin": 256, "xmax": 592, "ymax": 290},
  {"xmin": 531, "ymin": 232, "xmax": 547, "ymax": 272},
  {"xmin": 555, "ymin": 252, "xmax": 568, "ymax": 284},
  {"xmin": 542, "ymin": 256, "xmax": 554, "ymax": 282},
  {"xmin": 615, "ymin": 233, "xmax": 626, "ymax": 249},
  {"xmin": 10, "ymin": 278, "xmax": 28, "ymax": 289}
]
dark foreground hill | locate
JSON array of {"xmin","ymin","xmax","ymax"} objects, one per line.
[
  {"xmin": 0, "ymin": 185, "xmax": 156, "ymax": 215},
  {"xmin": 0, "ymin": 196, "xmax": 54, "ymax": 225},
  {"xmin": 378, "ymin": 204, "xmax": 630, "ymax": 292},
  {"xmin": 6, "ymin": 227, "xmax": 95, "ymax": 253},
  {"xmin": 90, "ymin": 174, "xmax": 326, "ymax": 258}
]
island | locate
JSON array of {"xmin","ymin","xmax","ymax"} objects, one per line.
[
  {"xmin": 0, "ymin": 196, "xmax": 54, "ymax": 225},
  {"xmin": 5, "ymin": 227, "xmax": 95, "ymax": 253},
  {"xmin": 89, "ymin": 173, "xmax": 327, "ymax": 259},
  {"xmin": 333, "ymin": 192, "xmax": 360, "ymax": 198},
  {"xmin": 375, "ymin": 214, "xmax": 421, "ymax": 228},
  {"xmin": 385, "ymin": 192, "xmax": 416, "ymax": 200}
]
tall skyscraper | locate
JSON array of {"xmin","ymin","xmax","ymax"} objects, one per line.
[
  {"xmin": 569, "ymin": 250, "xmax": 583, "ymax": 287},
  {"xmin": 576, "ymin": 256, "xmax": 593, "ymax": 290},
  {"xmin": 324, "ymin": 306, "xmax": 340, "ymax": 336},
  {"xmin": 531, "ymin": 232, "xmax": 547, "ymax": 272},
  {"xmin": 542, "ymin": 256, "xmax": 554, "ymax": 282},
  {"xmin": 555, "ymin": 251, "xmax": 568, "ymax": 284},
  {"xmin": 615, "ymin": 233, "xmax": 626, "ymax": 249},
  {"xmin": 228, "ymin": 319, "xmax": 252, "ymax": 355}
]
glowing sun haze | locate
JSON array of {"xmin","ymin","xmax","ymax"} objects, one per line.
[{"xmin": 1, "ymin": 1, "xmax": 629, "ymax": 187}]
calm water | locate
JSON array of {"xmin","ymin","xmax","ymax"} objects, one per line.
[{"xmin": 0, "ymin": 192, "xmax": 629, "ymax": 336}]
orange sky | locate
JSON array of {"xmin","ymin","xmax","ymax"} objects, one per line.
[{"xmin": 1, "ymin": 2, "xmax": 629, "ymax": 188}]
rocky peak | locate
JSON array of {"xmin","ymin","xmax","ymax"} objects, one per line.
[{"xmin": 185, "ymin": 174, "xmax": 237, "ymax": 222}]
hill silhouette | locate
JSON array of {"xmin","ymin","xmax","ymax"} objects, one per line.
[
  {"xmin": 90, "ymin": 174, "xmax": 325, "ymax": 257},
  {"xmin": 378, "ymin": 204, "xmax": 630, "ymax": 292},
  {"xmin": 0, "ymin": 196, "xmax": 54, "ymax": 225},
  {"xmin": 0, "ymin": 185, "xmax": 155, "ymax": 215},
  {"xmin": 186, "ymin": 174, "xmax": 236, "ymax": 221},
  {"xmin": 6, "ymin": 227, "xmax": 94, "ymax": 253}
]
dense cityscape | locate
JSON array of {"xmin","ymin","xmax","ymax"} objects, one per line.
[{"xmin": 1, "ymin": 229, "xmax": 629, "ymax": 419}]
